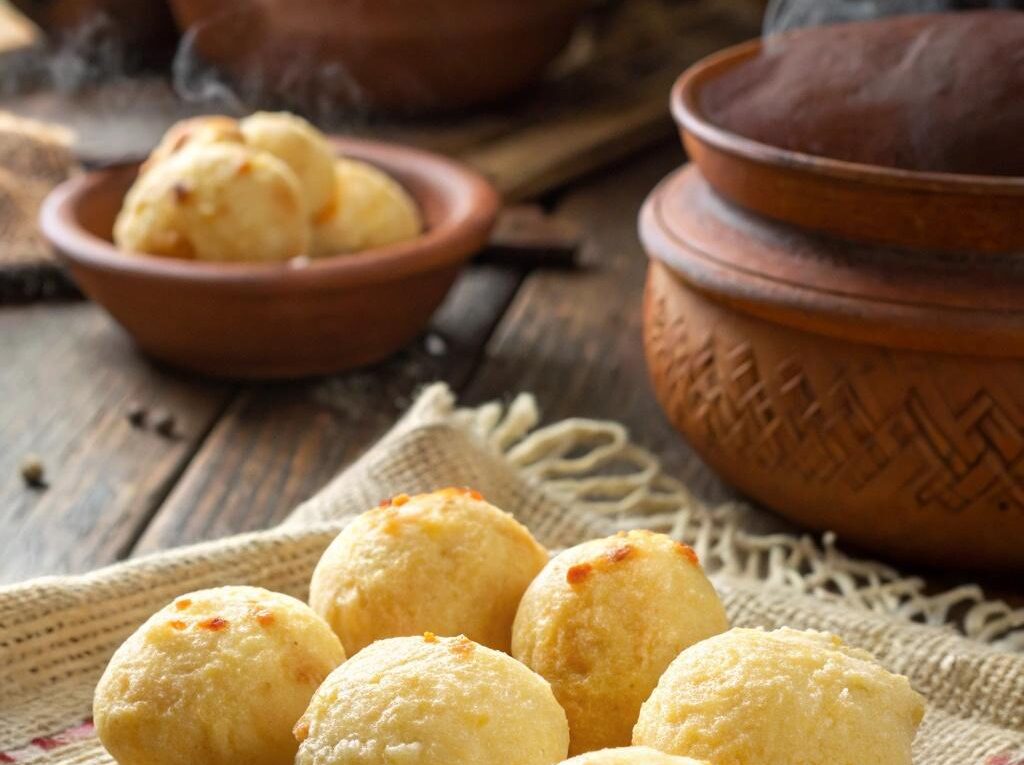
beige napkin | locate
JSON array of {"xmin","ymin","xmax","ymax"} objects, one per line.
[{"xmin": 2, "ymin": 384, "xmax": 1022, "ymax": 763}]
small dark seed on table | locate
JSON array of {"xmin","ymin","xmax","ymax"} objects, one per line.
[
  {"xmin": 154, "ymin": 411, "xmax": 176, "ymax": 438},
  {"xmin": 126, "ymin": 402, "xmax": 147, "ymax": 428},
  {"xmin": 20, "ymin": 455, "xmax": 46, "ymax": 488}
]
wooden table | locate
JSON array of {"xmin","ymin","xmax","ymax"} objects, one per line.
[
  {"xmin": 0, "ymin": 0, "xmax": 773, "ymax": 585},
  {"xmin": 1, "ymin": 131, "xmax": 734, "ymax": 584},
  {"xmin": 2, "ymin": 2, "xmax": 1019, "ymax": 612}
]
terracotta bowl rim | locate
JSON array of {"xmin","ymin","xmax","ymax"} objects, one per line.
[
  {"xmin": 671, "ymin": 32, "xmax": 1024, "ymax": 195},
  {"xmin": 40, "ymin": 135, "xmax": 501, "ymax": 291}
]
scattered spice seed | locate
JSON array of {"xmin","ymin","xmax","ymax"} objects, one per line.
[
  {"xmin": 126, "ymin": 402, "xmax": 147, "ymax": 428},
  {"xmin": 20, "ymin": 454, "xmax": 46, "ymax": 489},
  {"xmin": 153, "ymin": 410, "xmax": 176, "ymax": 438}
]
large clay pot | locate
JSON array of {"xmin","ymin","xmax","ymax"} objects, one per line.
[
  {"xmin": 642, "ymin": 12, "xmax": 1024, "ymax": 572},
  {"xmin": 168, "ymin": 0, "xmax": 589, "ymax": 113},
  {"xmin": 10, "ymin": 0, "xmax": 178, "ymax": 67}
]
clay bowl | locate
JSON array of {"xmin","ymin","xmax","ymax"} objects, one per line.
[
  {"xmin": 642, "ymin": 12, "xmax": 1024, "ymax": 573},
  {"xmin": 672, "ymin": 11, "xmax": 1024, "ymax": 254},
  {"xmin": 168, "ymin": 0, "xmax": 589, "ymax": 113},
  {"xmin": 40, "ymin": 136, "xmax": 500, "ymax": 379}
]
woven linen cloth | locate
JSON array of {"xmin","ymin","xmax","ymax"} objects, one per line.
[{"xmin": 2, "ymin": 384, "xmax": 1022, "ymax": 764}]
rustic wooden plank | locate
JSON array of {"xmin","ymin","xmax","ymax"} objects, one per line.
[
  {"xmin": 462, "ymin": 143, "xmax": 732, "ymax": 503},
  {"xmin": 0, "ymin": 301, "xmax": 231, "ymax": 583},
  {"xmin": 132, "ymin": 263, "xmax": 524, "ymax": 552}
]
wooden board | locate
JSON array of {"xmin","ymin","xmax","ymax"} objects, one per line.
[{"xmin": 0, "ymin": 301, "xmax": 230, "ymax": 583}]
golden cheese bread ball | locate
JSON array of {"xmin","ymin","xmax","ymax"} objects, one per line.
[
  {"xmin": 240, "ymin": 111, "xmax": 336, "ymax": 219},
  {"xmin": 114, "ymin": 143, "xmax": 309, "ymax": 262},
  {"xmin": 559, "ymin": 747, "xmax": 709, "ymax": 765},
  {"xmin": 311, "ymin": 157, "xmax": 423, "ymax": 257},
  {"xmin": 142, "ymin": 115, "xmax": 244, "ymax": 174},
  {"xmin": 309, "ymin": 487, "xmax": 549, "ymax": 655},
  {"xmin": 633, "ymin": 627, "xmax": 926, "ymax": 765},
  {"xmin": 512, "ymin": 530, "xmax": 729, "ymax": 755},
  {"xmin": 94, "ymin": 585, "xmax": 346, "ymax": 765},
  {"xmin": 294, "ymin": 633, "xmax": 569, "ymax": 765}
]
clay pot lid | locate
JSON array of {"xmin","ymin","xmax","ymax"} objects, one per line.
[
  {"xmin": 641, "ymin": 165, "xmax": 1024, "ymax": 358},
  {"xmin": 672, "ymin": 11, "xmax": 1024, "ymax": 254}
]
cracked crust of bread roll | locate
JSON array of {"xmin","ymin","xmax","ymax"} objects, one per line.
[
  {"xmin": 311, "ymin": 157, "xmax": 422, "ymax": 256},
  {"xmin": 295, "ymin": 633, "xmax": 569, "ymax": 765},
  {"xmin": 93, "ymin": 586, "xmax": 345, "ymax": 765},
  {"xmin": 309, "ymin": 487, "xmax": 549, "ymax": 655},
  {"xmin": 633, "ymin": 627, "xmax": 925, "ymax": 765},
  {"xmin": 241, "ymin": 111, "xmax": 337, "ymax": 219},
  {"xmin": 114, "ymin": 142, "xmax": 308, "ymax": 262},
  {"xmin": 512, "ymin": 530, "xmax": 729, "ymax": 754},
  {"xmin": 141, "ymin": 115, "xmax": 245, "ymax": 174}
]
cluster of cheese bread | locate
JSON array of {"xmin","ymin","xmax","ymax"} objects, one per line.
[
  {"xmin": 93, "ymin": 488, "xmax": 925, "ymax": 765},
  {"xmin": 113, "ymin": 112, "xmax": 422, "ymax": 263}
]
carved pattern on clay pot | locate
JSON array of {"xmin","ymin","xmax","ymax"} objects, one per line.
[{"xmin": 644, "ymin": 262, "xmax": 1024, "ymax": 570}]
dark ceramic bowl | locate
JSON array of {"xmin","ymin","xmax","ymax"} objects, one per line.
[
  {"xmin": 169, "ymin": 0, "xmax": 589, "ymax": 113},
  {"xmin": 40, "ymin": 136, "xmax": 500, "ymax": 379},
  {"xmin": 672, "ymin": 11, "xmax": 1024, "ymax": 254}
]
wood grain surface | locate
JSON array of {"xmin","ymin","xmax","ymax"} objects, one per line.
[
  {"xmin": 132, "ymin": 264, "xmax": 525, "ymax": 553},
  {"xmin": 0, "ymin": 302, "xmax": 230, "ymax": 582}
]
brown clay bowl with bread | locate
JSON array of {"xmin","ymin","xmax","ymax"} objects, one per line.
[
  {"xmin": 40, "ymin": 136, "xmax": 500, "ymax": 379},
  {"xmin": 168, "ymin": 0, "xmax": 588, "ymax": 113},
  {"xmin": 642, "ymin": 11, "xmax": 1024, "ymax": 572}
]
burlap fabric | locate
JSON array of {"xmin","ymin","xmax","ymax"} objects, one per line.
[
  {"xmin": 0, "ymin": 112, "xmax": 79, "ymax": 302},
  {"xmin": 2, "ymin": 384, "xmax": 1022, "ymax": 763}
]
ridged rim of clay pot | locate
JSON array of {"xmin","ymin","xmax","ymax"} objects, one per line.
[
  {"xmin": 671, "ymin": 35, "xmax": 1024, "ymax": 197},
  {"xmin": 640, "ymin": 165, "xmax": 1024, "ymax": 359},
  {"xmin": 40, "ymin": 136, "xmax": 500, "ymax": 294}
]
